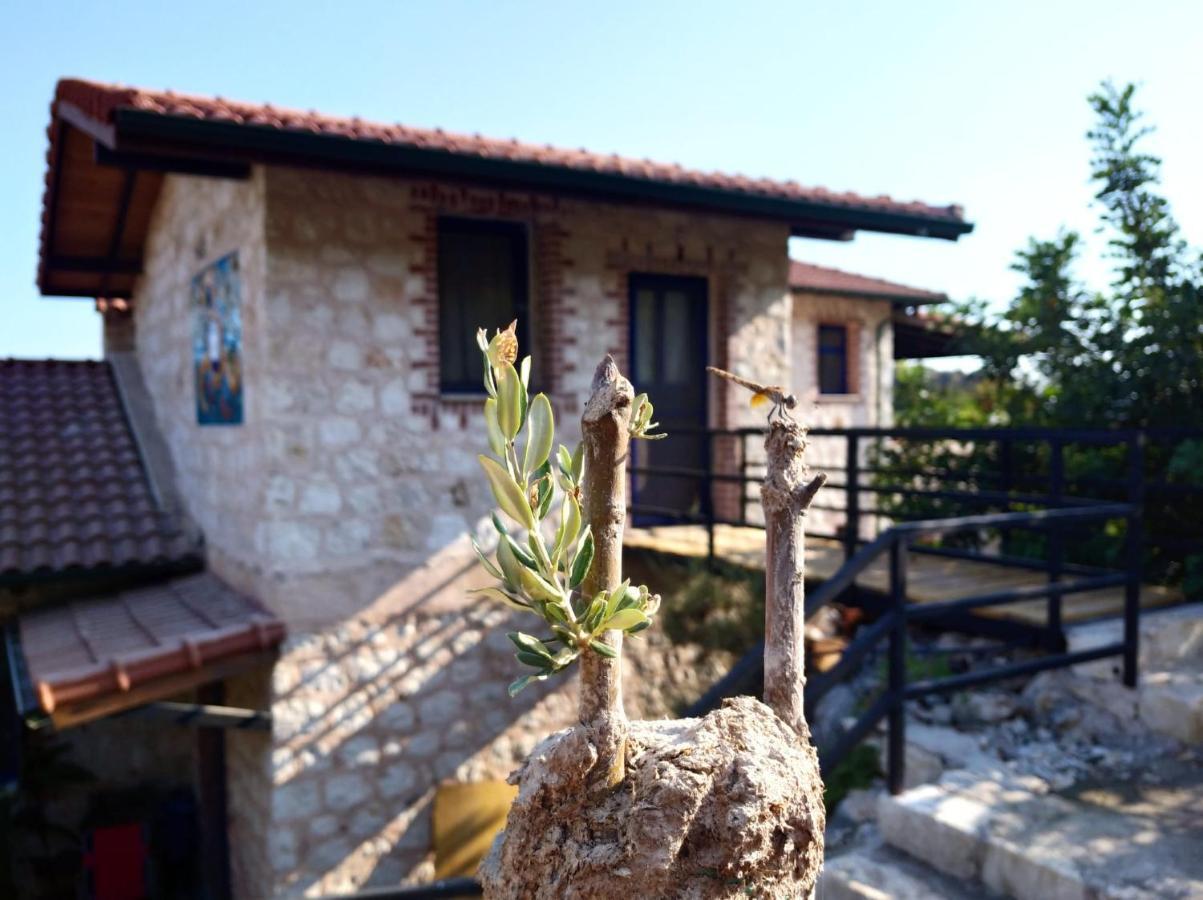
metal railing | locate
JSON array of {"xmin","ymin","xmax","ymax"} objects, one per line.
[
  {"xmin": 630, "ymin": 426, "xmax": 1203, "ymax": 587},
  {"xmin": 334, "ymin": 427, "xmax": 1198, "ymax": 897},
  {"xmin": 687, "ymin": 501, "xmax": 1142, "ymax": 793}
]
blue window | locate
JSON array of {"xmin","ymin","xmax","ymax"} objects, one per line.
[{"xmin": 818, "ymin": 325, "xmax": 849, "ymax": 394}]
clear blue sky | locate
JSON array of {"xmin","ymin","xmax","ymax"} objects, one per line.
[{"xmin": 3, "ymin": 0, "xmax": 1201, "ymax": 359}]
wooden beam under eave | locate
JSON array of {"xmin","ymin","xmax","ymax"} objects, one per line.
[
  {"xmin": 790, "ymin": 223, "xmax": 856, "ymax": 242},
  {"xmin": 98, "ymin": 169, "xmax": 138, "ymax": 298},
  {"xmin": 47, "ymin": 255, "xmax": 142, "ymax": 275},
  {"xmin": 94, "ymin": 143, "xmax": 251, "ymax": 180},
  {"xmin": 46, "ymin": 649, "xmax": 279, "ymax": 731}
]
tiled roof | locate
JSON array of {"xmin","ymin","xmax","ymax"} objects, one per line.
[
  {"xmin": 16, "ymin": 572, "xmax": 284, "ymax": 726},
  {"xmin": 53, "ymin": 78, "xmax": 968, "ymax": 225},
  {"xmin": 789, "ymin": 260, "xmax": 947, "ymax": 303},
  {"xmin": 0, "ymin": 359, "xmax": 201, "ymax": 580}
]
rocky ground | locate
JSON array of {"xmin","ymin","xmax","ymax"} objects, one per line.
[{"xmin": 814, "ymin": 626, "xmax": 1203, "ymax": 899}]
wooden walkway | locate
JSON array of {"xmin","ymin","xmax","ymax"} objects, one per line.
[{"xmin": 624, "ymin": 524, "xmax": 1182, "ymax": 627}]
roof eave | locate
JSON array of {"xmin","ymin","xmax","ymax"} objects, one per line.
[
  {"xmin": 112, "ymin": 108, "xmax": 975, "ymax": 242},
  {"xmin": 791, "ymin": 286, "xmax": 950, "ymax": 305}
]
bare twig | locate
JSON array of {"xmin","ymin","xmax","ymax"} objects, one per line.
[
  {"xmin": 579, "ymin": 355, "xmax": 634, "ymax": 785},
  {"xmin": 760, "ymin": 418, "xmax": 826, "ymax": 735}
]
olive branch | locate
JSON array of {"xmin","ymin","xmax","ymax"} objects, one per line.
[{"xmin": 469, "ymin": 323, "xmax": 664, "ymax": 697}]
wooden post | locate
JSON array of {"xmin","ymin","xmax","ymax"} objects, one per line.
[
  {"xmin": 761, "ymin": 418, "xmax": 827, "ymax": 735},
  {"xmin": 579, "ymin": 356, "xmax": 633, "ymax": 785}
]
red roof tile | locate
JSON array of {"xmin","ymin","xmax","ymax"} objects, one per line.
[
  {"xmin": 0, "ymin": 359, "xmax": 201, "ymax": 580},
  {"xmin": 51, "ymin": 78, "xmax": 968, "ymax": 225},
  {"xmin": 16, "ymin": 571, "xmax": 284, "ymax": 726},
  {"xmin": 789, "ymin": 260, "xmax": 947, "ymax": 303}
]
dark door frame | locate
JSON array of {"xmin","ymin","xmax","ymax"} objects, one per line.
[{"xmin": 627, "ymin": 272, "xmax": 710, "ymax": 525}]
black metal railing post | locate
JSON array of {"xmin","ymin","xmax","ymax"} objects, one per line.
[
  {"xmin": 845, "ymin": 434, "xmax": 861, "ymax": 561},
  {"xmin": 1047, "ymin": 438, "xmax": 1065, "ymax": 648},
  {"xmin": 738, "ymin": 430, "xmax": 749, "ymax": 526},
  {"xmin": 1123, "ymin": 432, "xmax": 1145, "ymax": 687},
  {"xmin": 886, "ymin": 535, "xmax": 908, "ymax": 795},
  {"xmin": 999, "ymin": 435, "xmax": 1014, "ymax": 551}
]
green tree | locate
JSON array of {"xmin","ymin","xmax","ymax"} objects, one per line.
[
  {"xmin": 960, "ymin": 81, "xmax": 1202, "ymax": 429},
  {"xmin": 886, "ymin": 83, "xmax": 1203, "ymax": 582}
]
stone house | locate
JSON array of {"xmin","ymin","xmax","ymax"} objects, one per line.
[
  {"xmin": 9, "ymin": 77, "xmax": 971, "ymax": 896},
  {"xmin": 786, "ymin": 260, "xmax": 957, "ymax": 538}
]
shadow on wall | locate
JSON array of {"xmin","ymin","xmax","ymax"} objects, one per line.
[{"xmin": 264, "ymin": 543, "xmax": 577, "ymax": 896}]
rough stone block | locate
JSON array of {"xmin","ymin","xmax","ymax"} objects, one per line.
[
  {"xmin": 319, "ymin": 417, "xmax": 362, "ymax": 447},
  {"xmin": 300, "ymin": 481, "xmax": 343, "ymax": 515},
  {"xmin": 326, "ymin": 771, "xmax": 372, "ymax": 812},
  {"xmin": 878, "ymin": 785, "xmax": 989, "ymax": 882},
  {"xmin": 328, "ymin": 339, "xmax": 363, "ymax": 370}
]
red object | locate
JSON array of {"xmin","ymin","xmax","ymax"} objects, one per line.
[{"xmin": 82, "ymin": 823, "xmax": 147, "ymax": 900}]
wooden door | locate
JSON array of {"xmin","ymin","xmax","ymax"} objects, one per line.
[{"xmin": 628, "ymin": 274, "xmax": 709, "ymax": 524}]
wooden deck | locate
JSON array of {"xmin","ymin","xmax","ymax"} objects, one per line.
[{"xmin": 624, "ymin": 524, "xmax": 1182, "ymax": 627}]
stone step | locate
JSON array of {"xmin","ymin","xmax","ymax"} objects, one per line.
[
  {"xmin": 819, "ymin": 839, "xmax": 999, "ymax": 899},
  {"xmin": 1065, "ymin": 604, "xmax": 1203, "ymax": 745},
  {"xmin": 1067, "ymin": 602, "xmax": 1203, "ymax": 673},
  {"xmin": 877, "ymin": 763, "xmax": 1203, "ymax": 900}
]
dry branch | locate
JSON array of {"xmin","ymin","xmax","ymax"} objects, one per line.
[
  {"xmin": 578, "ymin": 355, "xmax": 634, "ymax": 786},
  {"xmin": 761, "ymin": 418, "xmax": 827, "ymax": 735}
]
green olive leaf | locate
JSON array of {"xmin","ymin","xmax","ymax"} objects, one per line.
[
  {"xmin": 569, "ymin": 527, "xmax": 594, "ymax": 589},
  {"xmin": 495, "ymin": 535, "xmax": 525, "ymax": 587},
  {"xmin": 508, "ymin": 673, "xmax": 547, "ymax": 697},
  {"xmin": 571, "ymin": 441, "xmax": 585, "ymax": 482},
  {"xmin": 502, "ymin": 533, "xmax": 538, "ymax": 569},
  {"xmin": 554, "ymin": 493, "xmax": 581, "ymax": 562},
  {"xmin": 483, "ymin": 398, "xmax": 505, "ymax": 457},
  {"xmin": 471, "ymin": 538, "xmax": 504, "ymax": 580},
  {"xmin": 496, "ymin": 363, "xmax": 523, "ymax": 441},
  {"xmin": 523, "ymin": 393, "xmax": 555, "ymax": 475},
  {"xmin": 603, "ymin": 608, "xmax": 649, "ymax": 632},
  {"xmin": 589, "ymin": 639, "xmax": 617, "ymax": 659},
  {"xmin": 516, "ymin": 650, "xmax": 553, "ymax": 669},
  {"xmin": 479, "ymin": 455, "xmax": 535, "ymax": 530},
  {"xmin": 468, "ymin": 587, "xmax": 528, "ymax": 611},
  {"xmin": 604, "ymin": 578, "xmax": 631, "ymax": 621},
  {"xmin": 557, "ymin": 444, "xmax": 574, "ymax": 481},
  {"xmin": 508, "ymin": 632, "xmax": 554, "ymax": 660},
  {"xmin": 518, "ymin": 566, "xmax": 564, "ymax": 605}
]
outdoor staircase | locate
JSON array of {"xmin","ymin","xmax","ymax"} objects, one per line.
[{"xmin": 818, "ymin": 604, "xmax": 1203, "ymax": 900}]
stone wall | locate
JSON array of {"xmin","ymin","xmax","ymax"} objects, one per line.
[
  {"xmin": 254, "ymin": 167, "xmax": 790, "ymax": 630},
  {"xmin": 129, "ymin": 163, "xmax": 791, "ymax": 895},
  {"xmin": 790, "ymin": 290, "xmax": 893, "ymax": 539},
  {"xmin": 132, "ymin": 171, "xmax": 270, "ymax": 597}
]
